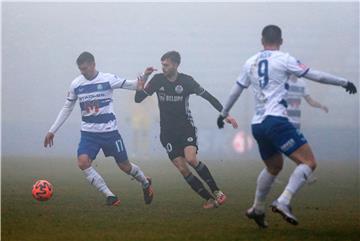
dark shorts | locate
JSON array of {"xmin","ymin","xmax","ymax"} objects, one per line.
[
  {"xmin": 160, "ymin": 126, "xmax": 198, "ymax": 160},
  {"xmin": 251, "ymin": 116, "xmax": 307, "ymax": 160},
  {"xmin": 77, "ymin": 130, "xmax": 128, "ymax": 163}
]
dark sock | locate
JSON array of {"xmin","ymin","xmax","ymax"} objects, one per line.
[
  {"xmin": 194, "ymin": 162, "xmax": 219, "ymax": 193},
  {"xmin": 184, "ymin": 173, "xmax": 212, "ymax": 200}
]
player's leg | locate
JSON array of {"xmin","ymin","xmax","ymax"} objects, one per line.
[
  {"xmin": 103, "ymin": 131, "xmax": 153, "ymax": 204},
  {"xmin": 116, "ymin": 160, "xmax": 153, "ymax": 205},
  {"xmin": 77, "ymin": 132, "xmax": 119, "ymax": 205},
  {"xmin": 184, "ymin": 145, "xmax": 226, "ymax": 205},
  {"xmin": 269, "ymin": 116, "xmax": 316, "ymax": 225},
  {"xmin": 246, "ymin": 121, "xmax": 282, "ymax": 228},
  {"xmin": 77, "ymin": 153, "xmax": 119, "ymax": 205},
  {"xmin": 254, "ymin": 153, "xmax": 283, "ymax": 212},
  {"xmin": 272, "ymin": 143, "xmax": 316, "ymax": 224},
  {"xmin": 171, "ymin": 156, "xmax": 217, "ymax": 208}
]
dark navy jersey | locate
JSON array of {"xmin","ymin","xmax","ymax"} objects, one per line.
[{"xmin": 143, "ymin": 73, "xmax": 205, "ymax": 130}]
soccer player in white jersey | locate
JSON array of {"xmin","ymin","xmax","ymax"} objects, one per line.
[
  {"xmin": 217, "ymin": 25, "xmax": 357, "ymax": 227},
  {"xmin": 44, "ymin": 52, "xmax": 154, "ymax": 206},
  {"xmin": 287, "ymin": 74, "xmax": 329, "ymax": 129}
]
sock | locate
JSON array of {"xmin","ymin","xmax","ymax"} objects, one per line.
[
  {"xmin": 277, "ymin": 164, "xmax": 312, "ymax": 205},
  {"xmin": 129, "ymin": 163, "xmax": 149, "ymax": 189},
  {"xmin": 194, "ymin": 161, "xmax": 219, "ymax": 193},
  {"xmin": 184, "ymin": 173, "xmax": 213, "ymax": 200},
  {"xmin": 83, "ymin": 166, "xmax": 114, "ymax": 197},
  {"xmin": 252, "ymin": 168, "xmax": 276, "ymax": 213}
]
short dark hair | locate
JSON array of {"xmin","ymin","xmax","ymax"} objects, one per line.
[
  {"xmin": 262, "ymin": 25, "xmax": 282, "ymax": 44},
  {"xmin": 161, "ymin": 51, "xmax": 181, "ymax": 65},
  {"xmin": 76, "ymin": 51, "xmax": 95, "ymax": 65}
]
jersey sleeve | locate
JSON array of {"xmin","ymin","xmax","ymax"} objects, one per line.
[
  {"xmin": 144, "ymin": 75, "xmax": 160, "ymax": 96},
  {"xmin": 287, "ymin": 55, "xmax": 310, "ymax": 78},
  {"xmin": 188, "ymin": 77, "xmax": 206, "ymax": 95},
  {"xmin": 67, "ymin": 81, "xmax": 78, "ymax": 101},
  {"xmin": 109, "ymin": 74, "xmax": 137, "ymax": 90},
  {"xmin": 236, "ymin": 63, "xmax": 251, "ymax": 88}
]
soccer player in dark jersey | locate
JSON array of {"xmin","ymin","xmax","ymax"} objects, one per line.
[{"xmin": 135, "ymin": 51, "xmax": 238, "ymax": 209}]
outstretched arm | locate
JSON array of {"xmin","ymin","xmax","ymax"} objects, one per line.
[
  {"xmin": 215, "ymin": 83, "xmax": 244, "ymax": 129},
  {"xmin": 303, "ymin": 69, "xmax": 357, "ymax": 94},
  {"xmin": 220, "ymin": 83, "xmax": 245, "ymax": 117},
  {"xmin": 304, "ymin": 95, "xmax": 329, "ymax": 113},
  {"xmin": 198, "ymin": 90, "xmax": 223, "ymax": 112},
  {"xmin": 44, "ymin": 99, "xmax": 76, "ymax": 147},
  {"xmin": 217, "ymin": 83, "xmax": 244, "ymax": 129}
]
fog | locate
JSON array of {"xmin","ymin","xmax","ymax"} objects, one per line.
[{"xmin": 2, "ymin": 2, "xmax": 359, "ymax": 162}]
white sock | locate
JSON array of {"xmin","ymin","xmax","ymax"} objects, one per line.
[
  {"xmin": 129, "ymin": 163, "xmax": 149, "ymax": 189},
  {"xmin": 253, "ymin": 168, "xmax": 276, "ymax": 213},
  {"xmin": 277, "ymin": 164, "xmax": 312, "ymax": 205},
  {"xmin": 83, "ymin": 166, "xmax": 115, "ymax": 197}
]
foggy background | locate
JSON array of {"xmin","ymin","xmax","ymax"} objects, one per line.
[{"xmin": 2, "ymin": 2, "xmax": 359, "ymax": 162}]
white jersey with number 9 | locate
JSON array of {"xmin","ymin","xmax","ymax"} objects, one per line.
[{"xmin": 236, "ymin": 50, "xmax": 309, "ymax": 124}]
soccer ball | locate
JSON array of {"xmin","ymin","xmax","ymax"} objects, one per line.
[{"xmin": 32, "ymin": 180, "xmax": 53, "ymax": 201}]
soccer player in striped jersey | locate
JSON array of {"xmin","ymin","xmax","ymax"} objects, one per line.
[
  {"xmin": 44, "ymin": 52, "xmax": 154, "ymax": 206},
  {"xmin": 135, "ymin": 51, "xmax": 238, "ymax": 209},
  {"xmin": 217, "ymin": 25, "xmax": 357, "ymax": 227},
  {"xmin": 287, "ymin": 74, "xmax": 329, "ymax": 129}
]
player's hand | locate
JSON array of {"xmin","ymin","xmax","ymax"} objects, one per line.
[
  {"xmin": 137, "ymin": 75, "xmax": 146, "ymax": 90},
  {"xmin": 343, "ymin": 81, "xmax": 357, "ymax": 94},
  {"xmin": 321, "ymin": 105, "xmax": 329, "ymax": 113},
  {"xmin": 44, "ymin": 132, "xmax": 55, "ymax": 148},
  {"xmin": 144, "ymin": 67, "xmax": 157, "ymax": 76},
  {"xmin": 225, "ymin": 115, "xmax": 238, "ymax": 129},
  {"xmin": 217, "ymin": 115, "xmax": 225, "ymax": 129}
]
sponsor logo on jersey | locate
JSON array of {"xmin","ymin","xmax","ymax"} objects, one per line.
[
  {"xmin": 97, "ymin": 84, "xmax": 103, "ymax": 90},
  {"xmin": 79, "ymin": 93, "xmax": 106, "ymax": 101},
  {"xmin": 175, "ymin": 85, "xmax": 183, "ymax": 94},
  {"xmin": 165, "ymin": 96, "xmax": 183, "ymax": 102},
  {"xmin": 158, "ymin": 93, "xmax": 183, "ymax": 102}
]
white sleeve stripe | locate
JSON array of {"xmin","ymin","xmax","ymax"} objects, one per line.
[
  {"xmin": 143, "ymin": 89, "xmax": 150, "ymax": 96},
  {"xmin": 198, "ymin": 89, "xmax": 206, "ymax": 96}
]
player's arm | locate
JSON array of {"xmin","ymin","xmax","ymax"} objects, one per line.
[
  {"xmin": 197, "ymin": 88, "xmax": 223, "ymax": 112},
  {"xmin": 196, "ymin": 88, "xmax": 238, "ymax": 129},
  {"xmin": 217, "ymin": 83, "xmax": 244, "ymax": 128},
  {"xmin": 111, "ymin": 75, "xmax": 138, "ymax": 90},
  {"xmin": 44, "ymin": 98, "xmax": 76, "ymax": 148},
  {"xmin": 217, "ymin": 63, "xmax": 250, "ymax": 129},
  {"xmin": 287, "ymin": 55, "xmax": 357, "ymax": 94},
  {"xmin": 303, "ymin": 95, "xmax": 329, "ymax": 113},
  {"xmin": 112, "ymin": 67, "xmax": 157, "ymax": 92},
  {"xmin": 303, "ymin": 69, "xmax": 357, "ymax": 94},
  {"xmin": 135, "ymin": 68, "xmax": 158, "ymax": 103}
]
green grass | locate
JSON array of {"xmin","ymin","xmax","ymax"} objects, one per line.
[{"xmin": 2, "ymin": 156, "xmax": 359, "ymax": 241}]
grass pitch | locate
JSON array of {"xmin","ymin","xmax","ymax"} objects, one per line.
[{"xmin": 2, "ymin": 156, "xmax": 359, "ymax": 241}]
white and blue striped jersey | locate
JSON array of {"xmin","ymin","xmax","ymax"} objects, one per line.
[
  {"xmin": 286, "ymin": 77, "xmax": 308, "ymax": 127},
  {"xmin": 50, "ymin": 72, "xmax": 137, "ymax": 134},
  {"xmin": 236, "ymin": 50, "xmax": 309, "ymax": 124}
]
